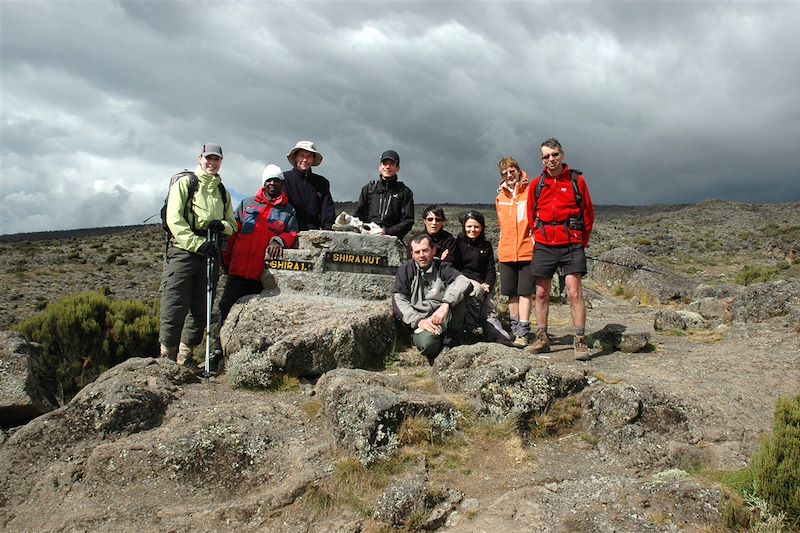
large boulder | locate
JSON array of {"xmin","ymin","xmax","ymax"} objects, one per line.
[
  {"xmin": 222, "ymin": 294, "xmax": 394, "ymax": 376},
  {"xmin": 0, "ymin": 357, "xmax": 330, "ymax": 532},
  {"xmin": 0, "ymin": 331, "xmax": 55, "ymax": 425},
  {"xmin": 464, "ymin": 472, "xmax": 720, "ymax": 532},
  {"xmin": 583, "ymin": 384, "xmax": 704, "ymax": 470},
  {"xmin": 730, "ymin": 279, "xmax": 800, "ymax": 323},
  {"xmin": 591, "ymin": 247, "xmax": 695, "ymax": 303},
  {"xmin": 433, "ymin": 343, "xmax": 588, "ymax": 422},
  {"xmin": 315, "ymin": 368, "xmax": 457, "ymax": 465},
  {"xmin": 0, "ymin": 358, "xmax": 197, "ymax": 518}
]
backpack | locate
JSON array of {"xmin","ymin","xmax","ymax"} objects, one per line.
[
  {"xmin": 160, "ymin": 170, "xmax": 228, "ymax": 251},
  {"xmin": 530, "ymin": 169, "xmax": 584, "ymax": 231}
]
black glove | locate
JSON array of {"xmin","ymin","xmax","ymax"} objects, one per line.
[
  {"xmin": 207, "ymin": 220, "xmax": 225, "ymax": 234},
  {"xmin": 198, "ymin": 241, "xmax": 219, "ymax": 258}
]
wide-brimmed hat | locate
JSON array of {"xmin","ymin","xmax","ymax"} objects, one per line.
[
  {"xmin": 261, "ymin": 164, "xmax": 283, "ymax": 185},
  {"xmin": 286, "ymin": 140, "xmax": 323, "ymax": 166}
]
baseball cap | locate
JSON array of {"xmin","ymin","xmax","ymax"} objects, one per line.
[
  {"xmin": 201, "ymin": 143, "xmax": 223, "ymax": 159},
  {"xmin": 380, "ymin": 150, "xmax": 400, "ymax": 165}
]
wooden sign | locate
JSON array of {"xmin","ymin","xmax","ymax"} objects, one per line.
[
  {"xmin": 325, "ymin": 252, "xmax": 388, "ymax": 266},
  {"xmin": 266, "ymin": 259, "xmax": 314, "ymax": 271}
]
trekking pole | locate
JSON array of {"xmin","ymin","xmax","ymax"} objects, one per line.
[
  {"xmin": 585, "ymin": 254, "xmax": 671, "ymax": 276},
  {"xmin": 204, "ymin": 228, "xmax": 218, "ymax": 380}
]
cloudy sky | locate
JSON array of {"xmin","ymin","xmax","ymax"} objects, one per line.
[{"xmin": 2, "ymin": 1, "xmax": 799, "ymax": 234}]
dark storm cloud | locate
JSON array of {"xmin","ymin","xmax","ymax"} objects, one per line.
[{"xmin": 1, "ymin": 1, "xmax": 799, "ymax": 234}]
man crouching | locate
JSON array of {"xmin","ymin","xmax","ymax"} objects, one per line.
[{"xmin": 393, "ymin": 233, "xmax": 471, "ymax": 361}]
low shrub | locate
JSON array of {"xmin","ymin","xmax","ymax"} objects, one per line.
[
  {"xmin": 735, "ymin": 265, "xmax": 782, "ymax": 286},
  {"xmin": 13, "ymin": 291, "xmax": 159, "ymax": 405}
]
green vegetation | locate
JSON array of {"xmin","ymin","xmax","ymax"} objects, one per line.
[
  {"xmin": 736, "ymin": 262, "xmax": 791, "ymax": 286},
  {"xmin": 13, "ymin": 291, "xmax": 159, "ymax": 405},
  {"xmin": 698, "ymin": 395, "xmax": 800, "ymax": 531},
  {"xmin": 751, "ymin": 394, "xmax": 800, "ymax": 527}
]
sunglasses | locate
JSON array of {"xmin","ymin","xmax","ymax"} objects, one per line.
[
  {"xmin": 541, "ymin": 152, "xmax": 561, "ymax": 160},
  {"xmin": 425, "ymin": 216, "xmax": 443, "ymax": 222}
]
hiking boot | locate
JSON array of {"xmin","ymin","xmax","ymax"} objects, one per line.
[
  {"xmin": 177, "ymin": 342, "xmax": 195, "ymax": 366},
  {"xmin": 513, "ymin": 333, "xmax": 529, "ymax": 348},
  {"xmin": 526, "ymin": 330, "xmax": 551, "ymax": 353},
  {"xmin": 159, "ymin": 344, "xmax": 177, "ymax": 361},
  {"xmin": 574, "ymin": 335, "xmax": 590, "ymax": 361}
]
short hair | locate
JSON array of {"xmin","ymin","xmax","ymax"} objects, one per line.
[
  {"xmin": 498, "ymin": 157, "xmax": 520, "ymax": 174},
  {"xmin": 409, "ymin": 232, "xmax": 434, "ymax": 248},
  {"xmin": 422, "ymin": 205, "xmax": 446, "ymax": 222},
  {"xmin": 541, "ymin": 137, "xmax": 563, "ymax": 152}
]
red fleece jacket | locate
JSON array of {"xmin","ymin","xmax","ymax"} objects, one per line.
[{"xmin": 526, "ymin": 164, "xmax": 594, "ymax": 247}]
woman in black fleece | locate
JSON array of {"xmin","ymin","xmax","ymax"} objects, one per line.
[{"xmin": 452, "ymin": 210, "xmax": 512, "ymax": 345}]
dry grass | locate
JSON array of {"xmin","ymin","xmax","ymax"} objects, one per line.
[{"xmin": 528, "ymin": 397, "xmax": 582, "ymax": 439}]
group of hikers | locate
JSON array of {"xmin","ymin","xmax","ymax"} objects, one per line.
[{"xmin": 158, "ymin": 137, "xmax": 594, "ymax": 371}]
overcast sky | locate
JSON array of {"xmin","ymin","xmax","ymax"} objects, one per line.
[{"xmin": 2, "ymin": 1, "xmax": 799, "ymax": 234}]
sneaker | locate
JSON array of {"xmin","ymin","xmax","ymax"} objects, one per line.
[
  {"xmin": 495, "ymin": 337, "xmax": 516, "ymax": 347},
  {"xmin": 526, "ymin": 330, "xmax": 551, "ymax": 353},
  {"xmin": 574, "ymin": 335, "xmax": 590, "ymax": 361},
  {"xmin": 513, "ymin": 333, "xmax": 529, "ymax": 348}
]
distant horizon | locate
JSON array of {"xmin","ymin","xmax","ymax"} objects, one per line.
[{"xmin": 3, "ymin": 198, "xmax": 797, "ymax": 241}]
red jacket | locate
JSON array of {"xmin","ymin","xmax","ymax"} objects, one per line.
[
  {"xmin": 527, "ymin": 164, "xmax": 594, "ymax": 247},
  {"xmin": 223, "ymin": 189, "xmax": 299, "ymax": 280}
]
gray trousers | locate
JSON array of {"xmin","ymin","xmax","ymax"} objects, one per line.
[
  {"xmin": 159, "ymin": 246, "xmax": 219, "ymax": 348},
  {"xmin": 412, "ymin": 299, "xmax": 466, "ymax": 359}
]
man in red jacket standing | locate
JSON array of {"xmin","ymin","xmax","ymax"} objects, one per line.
[
  {"xmin": 219, "ymin": 164, "xmax": 299, "ymax": 325},
  {"xmin": 526, "ymin": 138, "xmax": 594, "ymax": 360}
]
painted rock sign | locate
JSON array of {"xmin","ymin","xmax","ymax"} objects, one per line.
[{"xmin": 262, "ymin": 230, "xmax": 408, "ymax": 300}]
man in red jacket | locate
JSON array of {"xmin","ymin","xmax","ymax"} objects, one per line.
[
  {"xmin": 219, "ymin": 164, "xmax": 299, "ymax": 325},
  {"xmin": 526, "ymin": 138, "xmax": 594, "ymax": 360}
]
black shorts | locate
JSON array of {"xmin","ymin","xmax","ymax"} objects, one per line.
[
  {"xmin": 531, "ymin": 244, "xmax": 587, "ymax": 279},
  {"xmin": 499, "ymin": 261, "xmax": 533, "ymax": 297}
]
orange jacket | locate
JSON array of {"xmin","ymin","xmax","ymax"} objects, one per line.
[{"xmin": 495, "ymin": 171, "xmax": 534, "ymax": 262}]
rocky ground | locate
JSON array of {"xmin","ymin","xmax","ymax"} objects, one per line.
[{"xmin": 1, "ymin": 200, "xmax": 799, "ymax": 532}]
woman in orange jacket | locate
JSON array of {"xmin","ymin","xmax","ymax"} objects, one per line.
[{"xmin": 495, "ymin": 157, "xmax": 535, "ymax": 346}]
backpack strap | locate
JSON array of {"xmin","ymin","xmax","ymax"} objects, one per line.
[{"xmin": 569, "ymin": 169, "xmax": 583, "ymax": 222}]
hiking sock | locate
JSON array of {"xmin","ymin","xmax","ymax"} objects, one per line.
[
  {"xmin": 575, "ymin": 327, "xmax": 585, "ymax": 337},
  {"xmin": 510, "ymin": 317, "xmax": 520, "ymax": 337},
  {"xmin": 518, "ymin": 321, "xmax": 531, "ymax": 337}
]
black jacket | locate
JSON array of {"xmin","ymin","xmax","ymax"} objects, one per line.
[
  {"xmin": 282, "ymin": 168, "xmax": 335, "ymax": 230},
  {"xmin": 452, "ymin": 233, "xmax": 497, "ymax": 291},
  {"xmin": 424, "ymin": 228, "xmax": 457, "ymax": 263},
  {"xmin": 354, "ymin": 176, "xmax": 414, "ymax": 239}
]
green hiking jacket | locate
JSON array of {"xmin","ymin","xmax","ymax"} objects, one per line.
[{"xmin": 166, "ymin": 166, "xmax": 236, "ymax": 253}]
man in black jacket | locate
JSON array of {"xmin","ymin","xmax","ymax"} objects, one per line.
[
  {"xmin": 355, "ymin": 150, "xmax": 414, "ymax": 240},
  {"xmin": 283, "ymin": 140, "xmax": 335, "ymax": 230}
]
